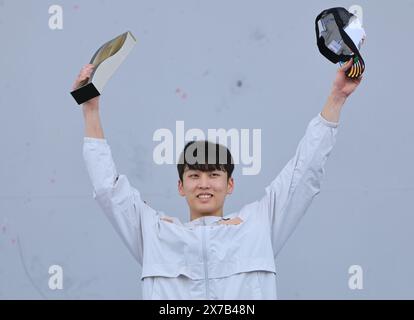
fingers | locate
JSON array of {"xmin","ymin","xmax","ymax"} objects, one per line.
[
  {"xmin": 78, "ymin": 64, "xmax": 95, "ymax": 81},
  {"xmin": 72, "ymin": 64, "xmax": 95, "ymax": 90},
  {"xmin": 339, "ymin": 58, "xmax": 353, "ymax": 72},
  {"xmin": 353, "ymin": 75, "xmax": 363, "ymax": 84}
]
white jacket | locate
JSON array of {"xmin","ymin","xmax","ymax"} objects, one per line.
[{"xmin": 83, "ymin": 113, "xmax": 338, "ymax": 299}]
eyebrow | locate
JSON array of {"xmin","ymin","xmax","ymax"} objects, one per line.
[{"xmin": 186, "ymin": 170, "xmax": 222, "ymax": 174}]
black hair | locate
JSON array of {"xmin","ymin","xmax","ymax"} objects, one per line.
[{"xmin": 177, "ymin": 140, "xmax": 234, "ymax": 182}]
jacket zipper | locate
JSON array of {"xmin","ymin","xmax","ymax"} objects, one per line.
[{"xmin": 201, "ymin": 219, "xmax": 210, "ymax": 299}]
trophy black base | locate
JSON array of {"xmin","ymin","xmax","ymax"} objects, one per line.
[{"xmin": 70, "ymin": 83, "xmax": 101, "ymax": 105}]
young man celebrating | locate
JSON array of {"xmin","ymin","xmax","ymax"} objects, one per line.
[{"xmin": 75, "ymin": 59, "xmax": 362, "ymax": 299}]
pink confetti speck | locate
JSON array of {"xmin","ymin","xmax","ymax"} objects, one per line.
[
  {"xmin": 50, "ymin": 178, "xmax": 56, "ymax": 184},
  {"xmin": 176, "ymin": 88, "xmax": 188, "ymax": 100},
  {"xmin": 73, "ymin": 4, "xmax": 79, "ymax": 10},
  {"xmin": 11, "ymin": 239, "xmax": 16, "ymax": 245}
]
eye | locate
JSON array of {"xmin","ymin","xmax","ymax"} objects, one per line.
[
  {"xmin": 189, "ymin": 174, "xmax": 199, "ymax": 178},
  {"xmin": 211, "ymin": 172, "xmax": 220, "ymax": 177}
]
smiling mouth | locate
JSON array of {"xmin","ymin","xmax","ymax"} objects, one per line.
[{"xmin": 197, "ymin": 193, "xmax": 213, "ymax": 199}]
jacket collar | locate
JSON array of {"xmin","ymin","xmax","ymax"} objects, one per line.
[{"xmin": 185, "ymin": 215, "xmax": 226, "ymax": 227}]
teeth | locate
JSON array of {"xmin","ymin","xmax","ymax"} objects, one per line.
[{"xmin": 198, "ymin": 194, "xmax": 212, "ymax": 199}]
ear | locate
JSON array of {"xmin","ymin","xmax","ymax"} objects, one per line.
[
  {"xmin": 227, "ymin": 177, "xmax": 234, "ymax": 195},
  {"xmin": 178, "ymin": 179, "xmax": 185, "ymax": 197}
]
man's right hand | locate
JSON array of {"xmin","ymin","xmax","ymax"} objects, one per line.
[
  {"xmin": 74, "ymin": 64, "xmax": 104, "ymax": 138},
  {"xmin": 72, "ymin": 64, "xmax": 100, "ymax": 110}
]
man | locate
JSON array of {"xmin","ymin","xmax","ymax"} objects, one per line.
[{"xmin": 74, "ymin": 59, "xmax": 362, "ymax": 299}]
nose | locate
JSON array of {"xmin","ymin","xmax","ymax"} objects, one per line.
[{"xmin": 197, "ymin": 173, "xmax": 211, "ymax": 189}]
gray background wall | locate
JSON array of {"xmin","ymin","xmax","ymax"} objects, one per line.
[{"xmin": 1, "ymin": 0, "xmax": 413, "ymax": 299}]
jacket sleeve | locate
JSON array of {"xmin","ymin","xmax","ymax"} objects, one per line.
[
  {"xmin": 83, "ymin": 137, "xmax": 157, "ymax": 266},
  {"xmin": 257, "ymin": 113, "xmax": 339, "ymax": 258}
]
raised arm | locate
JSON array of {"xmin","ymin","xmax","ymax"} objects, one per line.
[
  {"xmin": 74, "ymin": 65, "xmax": 157, "ymax": 266},
  {"xmin": 72, "ymin": 64, "xmax": 105, "ymax": 139},
  {"xmin": 253, "ymin": 60, "xmax": 363, "ymax": 257},
  {"xmin": 321, "ymin": 59, "xmax": 363, "ymax": 123}
]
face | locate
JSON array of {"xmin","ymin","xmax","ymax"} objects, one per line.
[{"xmin": 178, "ymin": 168, "xmax": 234, "ymax": 220}]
